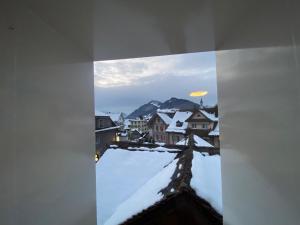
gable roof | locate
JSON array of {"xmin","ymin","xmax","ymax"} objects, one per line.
[
  {"xmin": 200, "ymin": 110, "xmax": 219, "ymax": 122},
  {"xmin": 166, "ymin": 111, "xmax": 193, "ymax": 134},
  {"xmin": 148, "ymin": 112, "xmax": 172, "ymax": 126},
  {"xmin": 157, "ymin": 112, "xmax": 172, "ymax": 125},
  {"xmin": 95, "ymin": 115, "xmax": 117, "ymax": 130},
  {"xmin": 186, "ymin": 109, "xmax": 218, "ymax": 123},
  {"xmin": 96, "ymin": 147, "xmax": 222, "ymax": 225},
  {"xmin": 95, "ymin": 111, "xmax": 124, "ymax": 123}
]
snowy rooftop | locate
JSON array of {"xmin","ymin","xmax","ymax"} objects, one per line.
[
  {"xmin": 96, "ymin": 148, "xmax": 176, "ymax": 225},
  {"xmin": 96, "ymin": 147, "xmax": 222, "ymax": 225},
  {"xmin": 209, "ymin": 123, "xmax": 220, "ymax": 136},
  {"xmin": 157, "ymin": 112, "xmax": 172, "ymax": 125},
  {"xmin": 176, "ymin": 135, "xmax": 214, "ymax": 148},
  {"xmin": 200, "ymin": 110, "xmax": 219, "ymax": 122},
  {"xmin": 166, "ymin": 111, "xmax": 193, "ymax": 134},
  {"xmin": 96, "ymin": 111, "xmax": 123, "ymax": 123},
  {"xmin": 95, "ymin": 111, "xmax": 109, "ymax": 117},
  {"xmin": 191, "ymin": 152, "xmax": 223, "ymax": 214},
  {"xmin": 95, "ymin": 126, "xmax": 120, "ymax": 132}
]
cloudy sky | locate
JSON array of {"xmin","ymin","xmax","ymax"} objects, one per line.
[{"xmin": 94, "ymin": 51, "xmax": 217, "ymax": 114}]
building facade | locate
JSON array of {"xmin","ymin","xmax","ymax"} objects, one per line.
[
  {"xmin": 95, "ymin": 116, "xmax": 118, "ymax": 155},
  {"xmin": 128, "ymin": 118, "xmax": 148, "ymax": 133},
  {"xmin": 148, "ymin": 113, "xmax": 172, "ymax": 143}
]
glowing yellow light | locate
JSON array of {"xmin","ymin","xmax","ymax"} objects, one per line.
[
  {"xmin": 95, "ymin": 154, "xmax": 100, "ymax": 162},
  {"xmin": 189, "ymin": 91, "xmax": 208, "ymax": 97}
]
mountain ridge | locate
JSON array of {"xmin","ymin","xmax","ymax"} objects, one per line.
[{"xmin": 126, "ymin": 97, "xmax": 199, "ymax": 119}]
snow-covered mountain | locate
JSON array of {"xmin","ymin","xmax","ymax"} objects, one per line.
[
  {"xmin": 126, "ymin": 98, "xmax": 199, "ymax": 119},
  {"xmin": 126, "ymin": 100, "xmax": 162, "ymax": 119},
  {"xmin": 159, "ymin": 97, "xmax": 199, "ymax": 111}
]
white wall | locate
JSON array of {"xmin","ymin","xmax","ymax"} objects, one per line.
[
  {"xmin": 1, "ymin": 1, "xmax": 300, "ymax": 225},
  {"xmin": 0, "ymin": 1, "xmax": 96, "ymax": 225},
  {"xmin": 215, "ymin": 1, "xmax": 300, "ymax": 224}
]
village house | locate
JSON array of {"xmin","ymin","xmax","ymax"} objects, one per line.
[
  {"xmin": 128, "ymin": 118, "xmax": 149, "ymax": 133},
  {"xmin": 95, "ymin": 114, "xmax": 119, "ymax": 155},
  {"xmin": 166, "ymin": 111, "xmax": 193, "ymax": 145},
  {"xmin": 96, "ymin": 111, "xmax": 126, "ymax": 129},
  {"xmin": 147, "ymin": 108, "xmax": 220, "ymax": 148},
  {"xmin": 148, "ymin": 112, "xmax": 173, "ymax": 143},
  {"xmin": 186, "ymin": 109, "xmax": 217, "ymax": 131},
  {"xmin": 185, "ymin": 109, "xmax": 219, "ymax": 145}
]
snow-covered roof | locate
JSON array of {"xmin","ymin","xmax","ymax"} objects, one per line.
[
  {"xmin": 157, "ymin": 112, "xmax": 172, "ymax": 125},
  {"xmin": 108, "ymin": 113, "xmax": 122, "ymax": 122},
  {"xmin": 95, "ymin": 111, "xmax": 108, "ymax": 117},
  {"xmin": 96, "ymin": 147, "xmax": 222, "ymax": 225},
  {"xmin": 209, "ymin": 123, "xmax": 220, "ymax": 136},
  {"xmin": 166, "ymin": 111, "xmax": 192, "ymax": 134},
  {"xmin": 95, "ymin": 111, "xmax": 123, "ymax": 123},
  {"xmin": 191, "ymin": 152, "xmax": 222, "ymax": 214},
  {"xmin": 176, "ymin": 135, "xmax": 214, "ymax": 148},
  {"xmin": 200, "ymin": 110, "xmax": 218, "ymax": 122},
  {"xmin": 104, "ymin": 159, "xmax": 178, "ymax": 225},
  {"xmin": 96, "ymin": 148, "xmax": 176, "ymax": 225},
  {"xmin": 95, "ymin": 126, "xmax": 119, "ymax": 132}
]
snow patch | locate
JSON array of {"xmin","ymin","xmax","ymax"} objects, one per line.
[{"xmin": 191, "ymin": 152, "xmax": 222, "ymax": 214}]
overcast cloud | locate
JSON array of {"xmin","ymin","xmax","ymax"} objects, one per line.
[{"xmin": 94, "ymin": 51, "xmax": 217, "ymax": 114}]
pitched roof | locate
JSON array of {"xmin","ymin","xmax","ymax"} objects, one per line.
[
  {"xmin": 96, "ymin": 148, "xmax": 176, "ymax": 225},
  {"xmin": 96, "ymin": 147, "xmax": 222, "ymax": 225},
  {"xmin": 157, "ymin": 112, "xmax": 172, "ymax": 125},
  {"xmin": 166, "ymin": 111, "xmax": 193, "ymax": 134},
  {"xmin": 104, "ymin": 159, "xmax": 179, "ymax": 225},
  {"xmin": 176, "ymin": 135, "xmax": 214, "ymax": 148},
  {"xmin": 95, "ymin": 111, "xmax": 124, "ymax": 123},
  {"xmin": 95, "ymin": 126, "xmax": 119, "ymax": 132},
  {"xmin": 148, "ymin": 112, "xmax": 173, "ymax": 126},
  {"xmin": 200, "ymin": 110, "xmax": 218, "ymax": 122},
  {"xmin": 209, "ymin": 123, "xmax": 220, "ymax": 136}
]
